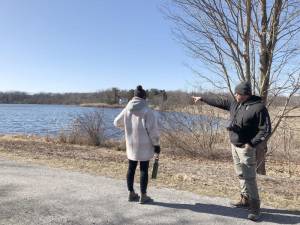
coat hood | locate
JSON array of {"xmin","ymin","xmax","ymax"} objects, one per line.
[{"xmin": 126, "ymin": 97, "xmax": 147, "ymax": 112}]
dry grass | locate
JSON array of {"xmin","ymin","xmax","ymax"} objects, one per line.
[
  {"xmin": 0, "ymin": 135, "xmax": 299, "ymax": 211},
  {"xmin": 160, "ymin": 104, "xmax": 229, "ymax": 158},
  {"xmin": 160, "ymin": 131, "xmax": 230, "ymax": 159}
]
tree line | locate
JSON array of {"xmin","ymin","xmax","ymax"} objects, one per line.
[
  {"xmin": 0, "ymin": 88, "xmax": 169, "ymax": 105},
  {"xmin": 0, "ymin": 88, "xmax": 296, "ymax": 108}
]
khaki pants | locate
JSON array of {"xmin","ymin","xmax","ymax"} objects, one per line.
[{"xmin": 231, "ymin": 144, "xmax": 259, "ymax": 201}]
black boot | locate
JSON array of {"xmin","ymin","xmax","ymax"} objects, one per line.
[
  {"xmin": 128, "ymin": 191, "xmax": 140, "ymax": 202},
  {"xmin": 248, "ymin": 199, "xmax": 261, "ymax": 221},
  {"xmin": 139, "ymin": 194, "xmax": 154, "ymax": 204}
]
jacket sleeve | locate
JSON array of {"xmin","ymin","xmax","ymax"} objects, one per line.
[
  {"xmin": 113, "ymin": 108, "xmax": 126, "ymax": 129},
  {"xmin": 201, "ymin": 95, "xmax": 232, "ymax": 111},
  {"xmin": 145, "ymin": 110, "xmax": 160, "ymax": 146},
  {"xmin": 250, "ymin": 107, "xmax": 272, "ymax": 146}
]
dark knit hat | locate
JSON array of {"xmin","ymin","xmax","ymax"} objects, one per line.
[
  {"xmin": 235, "ymin": 81, "xmax": 252, "ymax": 96},
  {"xmin": 134, "ymin": 85, "xmax": 146, "ymax": 99}
]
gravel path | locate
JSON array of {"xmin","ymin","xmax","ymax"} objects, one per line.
[{"xmin": 0, "ymin": 159, "xmax": 299, "ymax": 225}]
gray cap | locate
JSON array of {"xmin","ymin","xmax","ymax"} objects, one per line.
[{"xmin": 235, "ymin": 81, "xmax": 252, "ymax": 95}]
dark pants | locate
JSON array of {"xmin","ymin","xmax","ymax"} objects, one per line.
[{"xmin": 127, "ymin": 160, "xmax": 149, "ymax": 194}]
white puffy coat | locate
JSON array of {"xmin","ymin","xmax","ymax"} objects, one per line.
[{"xmin": 113, "ymin": 97, "xmax": 160, "ymax": 161}]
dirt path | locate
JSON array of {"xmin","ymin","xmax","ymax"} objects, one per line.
[{"xmin": 1, "ymin": 159, "xmax": 299, "ymax": 225}]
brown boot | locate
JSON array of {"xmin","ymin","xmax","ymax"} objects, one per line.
[
  {"xmin": 230, "ymin": 194, "xmax": 250, "ymax": 208},
  {"xmin": 248, "ymin": 199, "xmax": 261, "ymax": 221},
  {"xmin": 128, "ymin": 191, "xmax": 140, "ymax": 202}
]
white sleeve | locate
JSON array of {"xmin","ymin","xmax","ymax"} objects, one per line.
[
  {"xmin": 113, "ymin": 108, "xmax": 126, "ymax": 129},
  {"xmin": 145, "ymin": 110, "xmax": 160, "ymax": 146}
]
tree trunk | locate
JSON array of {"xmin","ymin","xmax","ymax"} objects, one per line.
[
  {"xmin": 257, "ymin": 0, "xmax": 268, "ymax": 175},
  {"xmin": 256, "ymin": 141, "xmax": 267, "ymax": 175},
  {"xmin": 257, "ymin": 0, "xmax": 282, "ymax": 175},
  {"xmin": 244, "ymin": 0, "xmax": 251, "ymax": 82}
]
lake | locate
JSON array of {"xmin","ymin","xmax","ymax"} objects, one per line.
[
  {"xmin": 0, "ymin": 104, "xmax": 122, "ymax": 137},
  {"xmin": 0, "ymin": 104, "xmax": 222, "ymax": 138}
]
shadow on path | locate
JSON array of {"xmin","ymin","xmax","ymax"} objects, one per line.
[
  {"xmin": 0, "ymin": 184, "xmax": 20, "ymax": 197},
  {"xmin": 150, "ymin": 201, "xmax": 300, "ymax": 224}
]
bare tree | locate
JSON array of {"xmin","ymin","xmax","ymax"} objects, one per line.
[{"xmin": 164, "ymin": 0, "xmax": 300, "ymax": 174}]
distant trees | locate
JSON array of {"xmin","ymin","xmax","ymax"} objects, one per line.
[
  {"xmin": 0, "ymin": 90, "xmax": 124, "ymax": 105},
  {"xmin": 127, "ymin": 89, "xmax": 135, "ymax": 100},
  {"xmin": 0, "ymin": 88, "xmax": 167, "ymax": 106},
  {"xmin": 0, "ymin": 89, "xmax": 297, "ymax": 108}
]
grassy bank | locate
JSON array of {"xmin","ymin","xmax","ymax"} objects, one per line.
[{"xmin": 0, "ymin": 135, "xmax": 299, "ymax": 211}]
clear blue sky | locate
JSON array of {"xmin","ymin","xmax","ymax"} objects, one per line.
[{"xmin": 0, "ymin": 0, "xmax": 194, "ymax": 93}]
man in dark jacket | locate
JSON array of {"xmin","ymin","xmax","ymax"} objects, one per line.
[{"xmin": 193, "ymin": 81, "xmax": 271, "ymax": 221}]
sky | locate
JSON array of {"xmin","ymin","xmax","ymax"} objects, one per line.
[{"xmin": 0, "ymin": 0, "xmax": 195, "ymax": 93}]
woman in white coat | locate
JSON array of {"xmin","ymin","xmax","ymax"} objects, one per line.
[{"xmin": 114, "ymin": 85, "xmax": 160, "ymax": 204}]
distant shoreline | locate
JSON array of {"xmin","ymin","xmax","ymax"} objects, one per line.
[
  {"xmin": 0, "ymin": 102, "xmax": 125, "ymax": 109},
  {"xmin": 80, "ymin": 103, "xmax": 124, "ymax": 109}
]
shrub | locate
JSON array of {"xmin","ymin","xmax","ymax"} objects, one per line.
[
  {"xmin": 57, "ymin": 110, "xmax": 107, "ymax": 146},
  {"xmin": 160, "ymin": 105, "xmax": 228, "ymax": 158}
]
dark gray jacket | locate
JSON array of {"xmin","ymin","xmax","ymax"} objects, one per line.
[{"xmin": 201, "ymin": 95, "xmax": 271, "ymax": 147}]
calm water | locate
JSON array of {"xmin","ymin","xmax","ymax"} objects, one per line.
[
  {"xmin": 0, "ymin": 104, "xmax": 122, "ymax": 137},
  {"xmin": 0, "ymin": 104, "xmax": 222, "ymax": 138}
]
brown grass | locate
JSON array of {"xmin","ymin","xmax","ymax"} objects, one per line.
[{"xmin": 0, "ymin": 135, "xmax": 299, "ymax": 211}]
